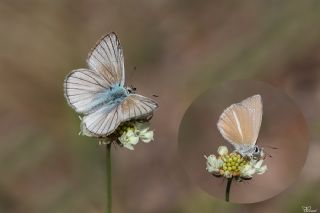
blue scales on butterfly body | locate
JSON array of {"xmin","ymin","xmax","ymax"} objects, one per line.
[{"xmin": 87, "ymin": 85, "xmax": 129, "ymax": 114}]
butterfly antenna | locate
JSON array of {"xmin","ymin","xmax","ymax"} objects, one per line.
[
  {"xmin": 128, "ymin": 66, "xmax": 159, "ymax": 98},
  {"xmin": 127, "ymin": 66, "xmax": 138, "ymax": 85},
  {"xmin": 264, "ymin": 145, "xmax": 278, "ymax": 149}
]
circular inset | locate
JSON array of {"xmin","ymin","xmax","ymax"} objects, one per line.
[{"xmin": 178, "ymin": 80, "xmax": 309, "ymax": 203}]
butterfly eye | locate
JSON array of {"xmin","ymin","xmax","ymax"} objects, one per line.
[{"xmin": 254, "ymin": 146, "xmax": 259, "ymax": 153}]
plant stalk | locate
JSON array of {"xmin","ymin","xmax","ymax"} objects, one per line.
[
  {"xmin": 106, "ymin": 143, "xmax": 112, "ymax": 213},
  {"xmin": 225, "ymin": 177, "xmax": 233, "ymax": 202}
]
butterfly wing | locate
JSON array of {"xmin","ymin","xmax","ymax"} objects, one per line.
[
  {"xmin": 81, "ymin": 103, "xmax": 123, "ymax": 137},
  {"xmin": 120, "ymin": 94, "xmax": 159, "ymax": 121},
  {"xmin": 64, "ymin": 68, "xmax": 110, "ymax": 114},
  {"xmin": 65, "ymin": 33, "xmax": 125, "ymax": 114},
  {"xmin": 81, "ymin": 94, "xmax": 158, "ymax": 137},
  {"xmin": 87, "ymin": 32, "xmax": 125, "ymax": 86},
  {"xmin": 241, "ymin": 94, "xmax": 263, "ymax": 144},
  {"xmin": 217, "ymin": 95, "xmax": 263, "ymax": 147}
]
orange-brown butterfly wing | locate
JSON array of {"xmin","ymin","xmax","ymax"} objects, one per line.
[{"xmin": 217, "ymin": 95, "xmax": 262, "ymax": 147}]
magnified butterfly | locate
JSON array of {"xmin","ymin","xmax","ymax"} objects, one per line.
[
  {"xmin": 217, "ymin": 94, "xmax": 264, "ymax": 159},
  {"xmin": 64, "ymin": 32, "xmax": 159, "ymax": 137}
]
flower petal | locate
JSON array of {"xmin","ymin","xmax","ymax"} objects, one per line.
[
  {"xmin": 217, "ymin": 146, "xmax": 228, "ymax": 156},
  {"xmin": 254, "ymin": 160, "xmax": 264, "ymax": 169},
  {"xmin": 118, "ymin": 130, "xmax": 140, "ymax": 150},
  {"xmin": 240, "ymin": 164, "xmax": 256, "ymax": 178},
  {"xmin": 205, "ymin": 155, "xmax": 223, "ymax": 173},
  {"xmin": 123, "ymin": 143, "xmax": 134, "ymax": 150},
  {"xmin": 140, "ymin": 130, "xmax": 154, "ymax": 143},
  {"xmin": 256, "ymin": 165, "xmax": 267, "ymax": 174}
]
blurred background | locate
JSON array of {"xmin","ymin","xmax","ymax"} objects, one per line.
[{"xmin": 0, "ymin": 0, "xmax": 319, "ymax": 212}]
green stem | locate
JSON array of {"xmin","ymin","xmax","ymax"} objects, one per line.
[
  {"xmin": 225, "ymin": 177, "xmax": 233, "ymax": 202},
  {"xmin": 106, "ymin": 143, "xmax": 112, "ymax": 213}
]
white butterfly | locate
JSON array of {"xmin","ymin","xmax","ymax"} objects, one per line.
[
  {"xmin": 217, "ymin": 95, "xmax": 263, "ymax": 159},
  {"xmin": 64, "ymin": 32, "xmax": 158, "ymax": 137}
]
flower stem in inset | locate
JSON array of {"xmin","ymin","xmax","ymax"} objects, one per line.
[
  {"xmin": 225, "ymin": 177, "xmax": 233, "ymax": 202},
  {"xmin": 106, "ymin": 143, "xmax": 112, "ymax": 213}
]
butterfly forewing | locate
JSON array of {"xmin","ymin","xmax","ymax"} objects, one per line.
[
  {"xmin": 64, "ymin": 69, "xmax": 109, "ymax": 114},
  {"xmin": 217, "ymin": 95, "xmax": 262, "ymax": 146},
  {"xmin": 87, "ymin": 33, "xmax": 125, "ymax": 86}
]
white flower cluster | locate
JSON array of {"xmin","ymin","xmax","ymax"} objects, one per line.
[
  {"xmin": 205, "ymin": 155, "xmax": 223, "ymax": 174},
  {"xmin": 118, "ymin": 122, "xmax": 154, "ymax": 150},
  {"xmin": 205, "ymin": 146, "xmax": 267, "ymax": 180},
  {"xmin": 239, "ymin": 159, "xmax": 267, "ymax": 178}
]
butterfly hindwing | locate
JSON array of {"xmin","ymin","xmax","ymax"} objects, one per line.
[
  {"xmin": 81, "ymin": 103, "xmax": 123, "ymax": 136},
  {"xmin": 120, "ymin": 94, "xmax": 159, "ymax": 121},
  {"xmin": 81, "ymin": 94, "xmax": 158, "ymax": 136}
]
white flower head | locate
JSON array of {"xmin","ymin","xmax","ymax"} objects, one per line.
[
  {"xmin": 139, "ymin": 130, "xmax": 154, "ymax": 143},
  {"xmin": 118, "ymin": 130, "xmax": 139, "ymax": 150},
  {"xmin": 205, "ymin": 155, "xmax": 223, "ymax": 174},
  {"xmin": 217, "ymin": 146, "xmax": 228, "ymax": 156},
  {"xmin": 240, "ymin": 164, "xmax": 256, "ymax": 178},
  {"xmin": 239, "ymin": 159, "xmax": 267, "ymax": 178},
  {"xmin": 134, "ymin": 122, "xmax": 154, "ymax": 143},
  {"xmin": 253, "ymin": 160, "xmax": 267, "ymax": 174},
  {"xmin": 205, "ymin": 145, "xmax": 268, "ymax": 186},
  {"xmin": 256, "ymin": 165, "xmax": 267, "ymax": 174}
]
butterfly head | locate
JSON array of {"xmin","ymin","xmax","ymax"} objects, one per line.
[
  {"xmin": 252, "ymin": 145, "xmax": 265, "ymax": 160},
  {"xmin": 126, "ymin": 86, "xmax": 137, "ymax": 94},
  {"xmin": 236, "ymin": 145, "xmax": 264, "ymax": 160}
]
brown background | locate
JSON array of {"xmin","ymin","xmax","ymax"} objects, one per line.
[{"xmin": 0, "ymin": 0, "xmax": 320, "ymax": 212}]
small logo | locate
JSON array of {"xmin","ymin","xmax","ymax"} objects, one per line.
[{"xmin": 302, "ymin": 206, "xmax": 318, "ymax": 213}]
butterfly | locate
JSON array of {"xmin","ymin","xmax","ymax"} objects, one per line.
[
  {"xmin": 217, "ymin": 94, "xmax": 264, "ymax": 159},
  {"xmin": 64, "ymin": 32, "xmax": 159, "ymax": 137}
]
